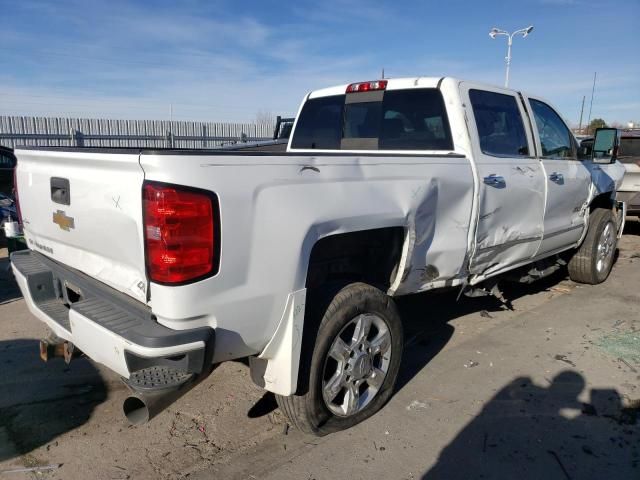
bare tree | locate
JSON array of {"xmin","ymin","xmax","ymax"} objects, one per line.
[{"xmin": 255, "ymin": 110, "xmax": 275, "ymax": 126}]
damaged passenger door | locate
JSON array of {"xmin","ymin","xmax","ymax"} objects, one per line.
[
  {"xmin": 526, "ymin": 97, "xmax": 591, "ymax": 253},
  {"xmin": 461, "ymin": 84, "xmax": 545, "ymax": 278}
]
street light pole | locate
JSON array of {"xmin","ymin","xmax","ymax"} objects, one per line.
[
  {"xmin": 505, "ymin": 35, "xmax": 513, "ymax": 88},
  {"xmin": 489, "ymin": 26, "xmax": 534, "ymax": 88}
]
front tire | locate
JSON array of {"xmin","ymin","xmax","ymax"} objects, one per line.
[
  {"xmin": 276, "ymin": 282, "xmax": 403, "ymax": 435},
  {"xmin": 568, "ymin": 208, "xmax": 617, "ymax": 284}
]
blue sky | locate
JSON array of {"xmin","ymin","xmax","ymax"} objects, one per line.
[{"xmin": 0, "ymin": 0, "xmax": 638, "ymax": 125}]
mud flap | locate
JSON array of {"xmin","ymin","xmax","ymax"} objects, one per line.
[
  {"xmin": 250, "ymin": 288, "xmax": 307, "ymax": 396},
  {"xmin": 616, "ymin": 201, "xmax": 627, "ymax": 239}
]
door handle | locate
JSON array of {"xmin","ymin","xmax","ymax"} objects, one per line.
[
  {"xmin": 549, "ymin": 172, "xmax": 564, "ymax": 183},
  {"xmin": 51, "ymin": 177, "xmax": 71, "ymax": 205},
  {"xmin": 483, "ymin": 174, "xmax": 506, "ymax": 188}
]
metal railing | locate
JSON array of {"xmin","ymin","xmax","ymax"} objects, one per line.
[{"xmin": 0, "ymin": 116, "xmax": 274, "ymax": 149}]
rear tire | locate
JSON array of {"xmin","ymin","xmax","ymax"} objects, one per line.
[
  {"xmin": 568, "ymin": 208, "xmax": 617, "ymax": 284},
  {"xmin": 276, "ymin": 282, "xmax": 403, "ymax": 435}
]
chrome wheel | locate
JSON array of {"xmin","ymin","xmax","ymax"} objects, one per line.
[
  {"xmin": 322, "ymin": 313, "xmax": 392, "ymax": 417},
  {"xmin": 596, "ymin": 221, "xmax": 615, "ymax": 273}
]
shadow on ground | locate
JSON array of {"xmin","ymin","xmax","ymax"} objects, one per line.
[
  {"xmin": 247, "ymin": 267, "xmax": 576, "ymax": 419},
  {"xmin": 623, "ymin": 217, "xmax": 640, "ymax": 236},
  {"xmin": 0, "ymin": 253, "xmax": 22, "ymax": 305},
  {"xmin": 393, "ymin": 267, "xmax": 570, "ymax": 392},
  {"xmin": 423, "ymin": 371, "xmax": 639, "ymax": 479},
  {"xmin": 0, "ymin": 339, "xmax": 107, "ymax": 463}
]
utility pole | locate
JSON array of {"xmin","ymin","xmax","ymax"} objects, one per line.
[
  {"xmin": 381, "ymin": 67, "xmax": 385, "ymax": 79},
  {"xmin": 578, "ymin": 95, "xmax": 585, "ymax": 134},
  {"xmin": 586, "ymin": 72, "xmax": 597, "ymax": 134}
]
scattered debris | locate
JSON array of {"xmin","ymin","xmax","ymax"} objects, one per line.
[
  {"xmin": 282, "ymin": 423, "xmax": 290, "ymax": 436},
  {"xmin": 612, "ymin": 319, "xmax": 626, "ymax": 329},
  {"xmin": 554, "ymin": 354, "xmax": 576, "ymax": 367},
  {"xmin": 480, "ymin": 310, "xmax": 493, "ymax": 319},
  {"xmin": 618, "ymin": 357, "xmax": 638, "ymax": 373},
  {"xmin": 547, "ymin": 450, "xmax": 571, "ymax": 480},
  {"xmin": 549, "ymin": 286, "xmax": 572, "ymax": 294},
  {"xmin": 0, "ymin": 464, "xmax": 62, "ymax": 474},
  {"xmin": 464, "ymin": 361, "xmax": 479, "ymax": 368},
  {"xmin": 406, "ymin": 400, "xmax": 429, "ymax": 411}
]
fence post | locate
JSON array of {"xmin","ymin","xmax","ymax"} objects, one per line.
[{"xmin": 71, "ymin": 128, "xmax": 84, "ymax": 147}]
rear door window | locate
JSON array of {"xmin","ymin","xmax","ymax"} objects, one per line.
[
  {"xmin": 469, "ymin": 89, "xmax": 529, "ymax": 157},
  {"xmin": 291, "ymin": 88, "xmax": 453, "ymax": 151}
]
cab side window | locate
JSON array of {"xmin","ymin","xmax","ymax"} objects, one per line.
[
  {"xmin": 530, "ymin": 99, "xmax": 575, "ymax": 159},
  {"xmin": 469, "ymin": 89, "xmax": 529, "ymax": 157}
]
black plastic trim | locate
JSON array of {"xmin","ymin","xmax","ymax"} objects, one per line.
[
  {"xmin": 11, "ymin": 250, "xmax": 214, "ymax": 350},
  {"xmin": 13, "ymin": 145, "xmax": 466, "ymax": 158}
]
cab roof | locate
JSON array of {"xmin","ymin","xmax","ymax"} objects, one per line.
[{"xmin": 307, "ymin": 76, "xmax": 522, "ymax": 99}]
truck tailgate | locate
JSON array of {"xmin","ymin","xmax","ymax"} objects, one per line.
[{"xmin": 14, "ymin": 149, "xmax": 148, "ymax": 302}]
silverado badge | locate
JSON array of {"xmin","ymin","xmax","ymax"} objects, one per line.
[{"xmin": 52, "ymin": 210, "xmax": 75, "ymax": 231}]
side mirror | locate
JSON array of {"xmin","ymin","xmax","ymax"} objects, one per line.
[{"xmin": 592, "ymin": 128, "xmax": 619, "ymax": 164}]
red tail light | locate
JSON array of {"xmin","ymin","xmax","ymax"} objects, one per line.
[
  {"xmin": 143, "ymin": 181, "xmax": 220, "ymax": 285},
  {"xmin": 346, "ymin": 80, "xmax": 387, "ymax": 93}
]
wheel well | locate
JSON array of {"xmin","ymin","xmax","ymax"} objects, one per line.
[
  {"xmin": 305, "ymin": 227, "xmax": 405, "ymax": 291},
  {"xmin": 590, "ymin": 192, "xmax": 615, "ymax": 211}
]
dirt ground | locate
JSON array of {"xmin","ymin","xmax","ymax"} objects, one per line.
[{"xmin": 1, "ymin": 221, "xmax": 639, "ymax": 479}]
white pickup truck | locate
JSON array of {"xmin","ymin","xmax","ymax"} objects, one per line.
[{"xmin": 10, "ymin": 77, "xmax": 626, "ymax": 434}]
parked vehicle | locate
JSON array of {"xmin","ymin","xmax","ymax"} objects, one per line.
[
  {"xmin": 10, "ymin": 77, "xmax": 625, "ymax": 434},
  {"xmin": 0, "ymin": 146, "xmax": 16, "ymax": 195},
  {"xmin": 273, "ymin": 116, "xmax": 295, "ymax": 140},
  {"xmin": 582, "ymin": 132, "xmax": 640, "ymax": 216}
]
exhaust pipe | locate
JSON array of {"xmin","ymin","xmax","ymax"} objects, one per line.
[{"xmin": 122, "ymin": 366, "xmax": 211, "ymax": 425}]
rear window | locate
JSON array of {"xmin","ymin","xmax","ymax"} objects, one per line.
[
  {"xmin": 290, "ymin": 88, "xmax": 453, "ymax": 151},
  {"xmin": 620, "ymin": 137, "xmax": 640, "ymax": 163}
]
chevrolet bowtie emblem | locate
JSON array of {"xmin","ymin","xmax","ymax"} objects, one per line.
[{"xmin": 52, "ymin": 210, "xmax": 75, "ymax": 231}]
